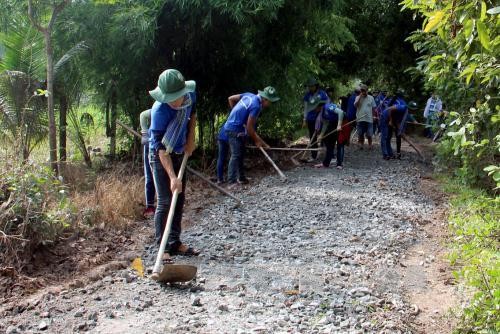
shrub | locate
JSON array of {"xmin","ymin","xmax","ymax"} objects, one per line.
[
  {"xmin": 445, "ymin": 181, "xmax": 500, "ymax": 333},
  {"xmin": 0, "ymin": 162, "xmax": 73, "ymax": 267}
]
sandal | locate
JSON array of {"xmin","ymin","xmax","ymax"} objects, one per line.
[
  {"xmin": 162, "ymin": 252, "xmax": 174, "ymax": 264},
  {"xmin": 170, "ymin": 243, "xmax": 201, "ymax": 257}
]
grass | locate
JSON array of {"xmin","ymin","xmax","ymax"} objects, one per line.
[{"xmin": 438, "ymin": 177, "xmax": 500, "ymax": 334}]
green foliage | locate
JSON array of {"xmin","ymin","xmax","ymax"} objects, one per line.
[
  {"xmin": 0, "ymin": 161, "xmax": 73, "ymax": 264},
  {"xmin": 401, "ymin": 0, "xmax": 499, "ymax": 191},
  {"xmin": 0, "ymin": 70, "xmax": 48, "ymax": 160},
  {"xmin": 443, "ymin": 180, "xmax": 500, "ymax": 333}
]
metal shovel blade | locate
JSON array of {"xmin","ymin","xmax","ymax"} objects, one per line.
[{"xmin": 153, "ymin": 264, "xmax": 197, "ymax": 283}]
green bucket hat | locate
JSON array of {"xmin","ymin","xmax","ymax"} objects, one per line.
[
  {"xmin": 408, "ymin": 101, "xmax": 418, "ymax": 110},
  {"xmin": 258, "ymin": 86, "xmax": 280, "ymax": 103},
  {"xmin": 149, "ymin": 69, "xmax": 196, "ymax": 103}
]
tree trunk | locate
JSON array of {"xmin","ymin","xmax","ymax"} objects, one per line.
[
  {"xmin": 59, "ymin": 94, "xmax": 68, "ymax": 162},
  {"xmin": 109, "ymin": 87, "xmax": 117, "ymax": 159},
  {"xmin": 45, "ymin": 31, "xmax": 58, "ymax": 174}
]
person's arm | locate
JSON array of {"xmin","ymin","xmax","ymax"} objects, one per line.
[
  {"xmin": 184, "ymin": 113, "xmax": 197, "ymax": 156},
  {"xmin": 423, "ymin": 98, "xmax": 431, "ymax": 118},
  {"xmin": 139, "ymin": 109, "xmax": 151, "ymax": 144},
  {"xmin": 354, "ymin": 95, "xmax": 361, "ymax": 108},
  {"xmin": 336, "ymin": 108, "xmax": 344, "ymax": 130},
  {"xmin": 228, "ymin": 94, "xmax": 241, "ymax": 109},
  {"xmin": 304, "ymin": 101, "xmax": 308, "ymax": 124},
  {"xmin": 247, "ymin": 116, "xmax": 269, "ymax": 148}
]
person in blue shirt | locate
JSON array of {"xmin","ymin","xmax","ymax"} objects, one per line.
[
  {"xmin": 216, "ymin": 125, "xmax": 229, "ymax": 184},
  {"xmin": 314, "ymin": 100, "xmax": 345, "ymax": 169},
  {"xmin": 148, "ymin": 69, "xmax": 199, "ymax": 258},
  {"xmin": 224, "ymin": 86, "xmax": 280, "ymax": 188},
  {"xmin": 302, "ymin": 78, "xmax": 330, "ymax": 162},
  {"xmin": 379, "ymin": 89, "xmax": 410, "ymax": 160},
  {"xmin": 139, "ymin": 109, "xmax": 155, "ymax": 218}
]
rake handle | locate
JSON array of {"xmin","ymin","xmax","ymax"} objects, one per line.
[{"xmin": 259, "ymin": 147, "xmax": 286, "ymax": 180}]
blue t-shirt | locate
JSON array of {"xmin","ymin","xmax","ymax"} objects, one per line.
[
  {"xmin": 217, "ymin": 125, "xmax": 228, "ymax": 142},
  {"xmin": 346, "ymin": 92, "xmax": 358, "ymax": 121},
  {"xmin": 322, "ymin": 103, "xmax": 341, "ymax": 123},
  {"xmin": 149, "ymin": 92, "xmax": 196, "ymax": 153},
  {"xmin": 381, "ymin": 97, "xmax": 408, "ymax": 134},
  {"xmin": 303, "ymin": 89, "xmax": 329, "ymax": 121},
  {"xmin": 224, "ymin": 93, "xmax": 262, "ymax": 133}
]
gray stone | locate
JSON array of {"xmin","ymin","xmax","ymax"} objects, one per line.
[{"xmin": 38, "ymin": 321, "xmax": 48, "ymax": 331}]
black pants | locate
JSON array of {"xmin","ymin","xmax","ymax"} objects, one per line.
[
  {"xmin": 322, "ymin": 123, "xmax": 344, "ymax": 167},
  {"xmin": 307, "ymin": 120, "xmax": 318, "ymax": 159},
  {"xmin": 150, "ymin": 153, "xmax": 187, "ymax": 250}
]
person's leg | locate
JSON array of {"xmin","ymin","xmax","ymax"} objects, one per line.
[
  {"xmin": 167, "ymin": 154, "xmax": 187, "ymax": 250},
  {"xmin": 216, "ymin": 139, "xmax": 228, "ymax": 182},
  {"xmin": 366, "ymin": 122, "xmax": 373, "ymax": 148},
  {"xmin": 321, "ymin": 129, "xmax": 335, "ymax": 167},
  {"xmin": 387, "ymin": 127, "xmax": 394, "ymax": 158},
  {"xmin": 380, "ymin": 122, "xmax": 389, "ymax": 158},
  {"xmin": 238, "ymin": 135, "xmax": 247, "ymax": 183},
  {"xmin": 150, "ymin": 152, "xmax": 172, "ymax": 246},
  {"xmin": 227, "ymin": 132, "xmax": 242, "ymax": 184},
  {"xmin": 396, "ymin": 135, "xmax": 402, "ymax": 158},
  {"xmin": 336, "ymin": 141, "xmax": 344, "ymax": 167},
  {"xmin": 307, "ymin": 120, "xmax": 318, "ymax": 159},
  {"xmin": 357, "ymin": 122, "xmax": 366, "ymax": 147},
  {"xmin": 144, "ymin": 144, "xmax": 155, "ymax": 209}
]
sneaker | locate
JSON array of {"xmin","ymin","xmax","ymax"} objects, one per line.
[
  {"xmin": 314, "ymin": 163, "xmax": 329, "ymax": 168},
  {"xmin": 336, "ymin": 165, "xmax": 343, "ymax": 170},
  {"xmin": 216, "ymin": 179, "xmax": 225, "ymax": 185},
  {"xmin": 306, "ymin": 158, "xmax": 316, "ymax": 163},
  {"xmin": 383, "ymin": 156, "xmax": 391, "ymax": 160},
  {"xmin": 143, "ymin": 206, "xmax": 155, "ymax": 218}
]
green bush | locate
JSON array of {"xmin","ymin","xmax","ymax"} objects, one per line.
[
  {"xmin": 444, "ymin": 180, "xmax": 500, "ymax": 333},
  {"xmin": 0, "ymin": 162, "xmax": 74, "ymax": 264}
]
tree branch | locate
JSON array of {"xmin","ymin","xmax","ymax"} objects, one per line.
[{"xmin": 27, "ymin": 0, "xmax": 46, "ymax": 33}]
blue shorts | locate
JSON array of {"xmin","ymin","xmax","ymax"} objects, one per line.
[{"xmin": 357, "ymin": 121, "xmax": 373, "ymax": 138}]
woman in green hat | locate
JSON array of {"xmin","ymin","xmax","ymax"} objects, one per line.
[{"xmin": 148, "ymin": 69, "xmax": 199, "ymax": 257}]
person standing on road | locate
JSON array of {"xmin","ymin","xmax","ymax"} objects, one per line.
[
  {"xmin": 224, "ymin": 86, "xmax": 280, "ymax": 189},
  {"xmin": 302, "ymin": 78, "xmax": 330, "ymax": 162},
  {"xmin": 423, "ymin": 92, "xmax": 442, "ymax": 138},
  {"xmin": 354, "ymin": 84, "xmax": 377, "ymax": 150},
  {"xmin": 379, "ymin": 90, "xmax": 417, "ymax": 160},
  {"xmin": 149, "ymin": 68, "xmax": 200, "ymax": 257},
  {"xmin": 140, "ymin": 109, "xmax": 156, "ymax": 218},
  {"xmin": 315, "ymin": 99, "xmax": 345, "ymax": 169}
]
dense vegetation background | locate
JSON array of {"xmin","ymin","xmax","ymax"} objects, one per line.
[{"xmin": 0, "ymin": 1, "xmax": 498, "ymax": 332}]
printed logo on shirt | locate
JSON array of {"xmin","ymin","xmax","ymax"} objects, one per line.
[{"xmin": 238, "ymin": 96, "xmax": 253, "ymax": 110}]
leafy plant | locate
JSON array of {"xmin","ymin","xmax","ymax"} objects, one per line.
[
  {"xmin": 401, "ymin": 0, "xmax": 500, "ymax": 191},
  {"xmin": 445, "ymin": 180, "xmax": 500, "ymax": 333},
  {"xmin": 0, "ymin": 161, "xmax": 73, "ymax": 268}
]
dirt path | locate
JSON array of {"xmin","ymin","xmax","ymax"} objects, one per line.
[{"xmin": 0, "ymin": 141, "xmax": 459, "ymax": 333}]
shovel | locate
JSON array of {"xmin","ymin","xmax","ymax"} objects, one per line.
[{"xmin": 151, "ymin": 154, "xmax": 197, "ymax": 283}]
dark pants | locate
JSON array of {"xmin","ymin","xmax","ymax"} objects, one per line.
[
  {"xmin": 226, "ymin": 131, "xmax": 246, "ymax": 183},
  {"xmin": 143, "ymin": 144, "xmax": 155, "ymax": 207},
  {"xmin": 216, "ymin": 139, "xmax": 229, "ymax": 182},
  {"xmin": 150, "ymin": 152, "xmax": 186, "ymax": 249},
  {"xmin": 380, "ymin": 123, "xmax": 402, "ymax": 158},
  {"xmin": 307, "ymin": 120, "xmax": 318, "ymax": 159},
  {"xmin": 322, "ymin": 125, "xmax": 344, "ymax": 167}
]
